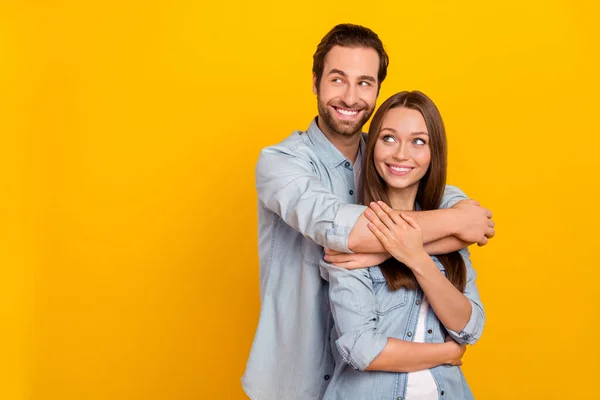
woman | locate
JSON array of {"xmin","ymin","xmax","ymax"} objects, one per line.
[{"xmin": 320, "ymin": 91, "xmax": 485, "ymax": 399}]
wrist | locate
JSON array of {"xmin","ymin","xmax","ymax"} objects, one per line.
[
  {"xmin": 407, "ymin": 252, "xmax": 434, "ymax": 274},
  {"xmin": 449, "ymin": 208, "xmax": 462, "ymax": 236},
  {"xmin": 441, "ymin": 342, "xmax": 455, "ymax": 364}
]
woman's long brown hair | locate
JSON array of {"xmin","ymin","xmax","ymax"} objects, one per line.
[{"xmin": 361, "ymin": 91, "xmax": 466, "ymax": 292}]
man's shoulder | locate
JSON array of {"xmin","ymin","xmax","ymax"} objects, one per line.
[{"xmin": 258, "ymin": 127, "xmax": 319, "ymax": 162}]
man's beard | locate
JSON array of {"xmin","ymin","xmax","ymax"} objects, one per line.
[{"xmin": 317, "ymin": 98, "xmax": 374, "ymax": 137}]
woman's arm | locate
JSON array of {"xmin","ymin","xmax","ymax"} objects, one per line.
[
  {"xmin": 407, "ymin": 253, "xmax": 472, "ymax": 333},
  {"xmin": 348, "ymin": 186, "xmax": 495, "ymax": 254},
  {"xmin": 363, "ymin": 203, "xmax": 475, "ymax": 333},
  {"xmin": 443, "ymin": 249, "xmax": 485, "ymax": 345},
  {"xmin": 366, "ymin": 337, "xmax": 466, "ymax": 373},
  {"xmin": 320, "ymin": 261, "xmax": 465, "ymax": 373}
]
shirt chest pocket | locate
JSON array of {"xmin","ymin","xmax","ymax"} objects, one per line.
[
  {"xmin": 301, "ymin": 238, "xmax": 322, "ymax": 268},
  {"xmin": 369, "ymin": 267, "xmax": 408, "ymax": 315}
]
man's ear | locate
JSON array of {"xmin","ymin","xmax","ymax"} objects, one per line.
[{"xmin": 312, "ymin": 72, "xmax": 318, "ymax": 95}]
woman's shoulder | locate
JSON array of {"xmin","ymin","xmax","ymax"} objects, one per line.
[{"xmin": 367, "ymin": 265, "xmax": 386, "ymax": 282}]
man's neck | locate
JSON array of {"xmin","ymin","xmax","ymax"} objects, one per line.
[{"xmin": 317, "ymin": 118, "xmax": 362, "ymax": 164}]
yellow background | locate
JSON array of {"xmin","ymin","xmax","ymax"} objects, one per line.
[{"xmin": 2, "ymin": 1, "xmax": 599, "ymax": 399}]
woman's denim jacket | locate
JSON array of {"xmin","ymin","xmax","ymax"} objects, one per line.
[{"xmin": 319, "ymin": 248, "xmax": 485, "ymax": 400}]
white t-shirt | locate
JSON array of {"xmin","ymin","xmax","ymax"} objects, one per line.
[{"xmin": 405, "ymin": 296, "xmax": 438, "ymax": 400}]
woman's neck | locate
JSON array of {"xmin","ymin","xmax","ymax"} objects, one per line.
[{"xmin": 387, "ymin": 185, "xmax": 419, "ymax": 211}]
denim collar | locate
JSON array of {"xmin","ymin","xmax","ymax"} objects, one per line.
[{"xmin": 305, "ymin": 117, "xmax": 366, "ymax": 169}]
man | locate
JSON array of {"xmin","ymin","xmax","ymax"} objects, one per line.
[{"xmin": 242, "ymin": 24, "xmax": 494, "ymax": 400}]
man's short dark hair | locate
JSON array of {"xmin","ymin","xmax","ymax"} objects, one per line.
[{"xmin": 313, "ymin": 24, "xmax": 389, "ymax": 91}]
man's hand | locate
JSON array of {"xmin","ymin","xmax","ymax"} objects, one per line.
[
  {"xmin": 323, "ymin": 248, "xmax": 391, "ymax": 270},
  {"xmin": 444, "ymin": 336, "xmax": 467, "ymax": 366},
  {"xmin": 451, "ymin": 199, "xmax": 495, "ymax": 246}
]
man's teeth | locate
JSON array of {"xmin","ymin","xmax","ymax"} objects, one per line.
[
  {"xmin": 390, "ymin": 166, "xmax": 412, "ymax": 172},
  {"xmin": 336, "ymin": 108, "xmax": 358, "ymax": 116}
]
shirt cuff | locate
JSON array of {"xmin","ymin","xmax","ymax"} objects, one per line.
[
  {"xmin": 445, "ymin": 305, "xmax": 482, "ymax": 345},
  {"xmin": 327, "ymin": 203, "xmax": 367, "ymax": 253},
  {"xmin": 336, "ymin": 331, "xmax": 388, "ymax": 371}
]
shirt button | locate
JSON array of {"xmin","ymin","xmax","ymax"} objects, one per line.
[
  {"xmin": 349, "ymin": 190, "xmax": 354, "ymax": 195},
  {"xmin": 397, "ymin": 397, "xmax": 403, "ymax": 400},
  {"xmin": 415, "ymin": 300, "xmax": 421, "ymax": 305},
  {"xmin": 407, "ymin": 332, "xmax": 412, "ymax": 337},
  {"xmin": 441, "ymin": 391, "xmax": 445, "ymax": 396},
  {"xmin": 428, "ymin": 329, "xmax": 433, "ymax": 334},
  {"xmin": 344, "ymin": 161, "xmax": 350, "ymax": 167},
  {"xmin": 324, "ymin": 375, "xmax": 330, "ymax": 380}
]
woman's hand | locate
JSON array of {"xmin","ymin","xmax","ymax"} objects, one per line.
[
  {"xmin": 444, "ymin": 336, "xmax": 467, "ymax": 366},
  {"xmin": 364, "ymin": 201, "xmax": 428, "ymax": 266},
  {"xmin": 323, "ymin": 248, "xmax": 391, "ymax": 269}
]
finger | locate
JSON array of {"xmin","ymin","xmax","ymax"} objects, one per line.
[
  {"xmin": 324, "ymin": 248, "xmax": 342, "ymax": 256},
  {"xmin": 399, "ymin": 213, "xmax": 421, "ymax": 231},
  {"xmin": 336, "ymin": 261, "xmax": 363, "ymax": 270},
  {"xmin": 368, "ymin": 222, "xmax": 390, "ymax": 246},
  {"xmin": 462, "ymin": 199, "xmax": 480, "ymax": 206},
  {"xmin": 477, "ymin": 236, "xmax": 488, "ymax": 247},
  {"xmin": 324, "ymin": 254, "xmax": 354, "ymax": 264},
  {"xmin": 370, "ymin": 202, "xmax": 402, "ymax": 231},
  {"xmin": 331, "ymin": 260, "xmax": 355, "ymax": 268},
  {"xmin": 376, "ymin": 201, "xmax": 404, "ymax": 225},
  {"xmin": 488, "ymin": 219, "xmax": 495, "ymax": 229},
  {"xmin": 365, "ymin": 207, "xmax": 392, "ymax": 235},
  {"xmin": 364, "ymin": 208, "xmax": 384, "ymax": 225},
  {"xmin": 484, "ymin": 207, "xmax": 493, "ymax": 218},
  {"xmin": 485, "ymin": 227, "xmax": 495, "ymax": 239}
]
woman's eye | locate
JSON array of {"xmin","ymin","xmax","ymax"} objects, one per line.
[
  {"xmin": 413, "ymin": 138, "xmax": 426, "ymax": 145},
  {"xmin": 382, "ymin": 135, "xmax": 395, "ymax": 143}
]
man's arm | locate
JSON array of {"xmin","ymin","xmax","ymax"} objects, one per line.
[
  {"xmin": 424, "ymin": 236, "xmax": 470, "ymax": 256},
  {"xmin": 256, "ymin": 146, "xmax": 366, "ymax": 252},
  {"xmin": 348, "ymin": 198, "xmax": 495, "ymax": 254},
  {"xmin": 258, "ymin": 147, "xmax": 493, "ymax": 254}
]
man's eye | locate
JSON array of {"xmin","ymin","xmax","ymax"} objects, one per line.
[
  {"xmin": 359, "ymin": 81, "xmax": 370, "ymax": 86},
  {"xmin": 332, "ymin": 78, "xmax": 343, "ymax": 84}
]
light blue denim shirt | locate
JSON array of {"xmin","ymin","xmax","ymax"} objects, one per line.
[
  {"xmin": 242, "ymin": 118, "xmax": 469, "ymax": 400},
  {"xmin": 320, "ymin": 248, "xmax": 485, "ymax": 400}
]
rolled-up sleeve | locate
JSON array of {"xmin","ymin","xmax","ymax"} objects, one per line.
[
  {"xmin": 440, "ymin": 184, "xmax": 468, "ymax": 208},
  {"xmin": 256, "ymin": 146, "xmax": 365, "ymax": 252},
  {"xmin": 445, "ymin": 248, "xmax": 485, "ymax": 345},
  {"xmin": 320, "ymin": 261, "xmax": 387, "ymax": 371}
]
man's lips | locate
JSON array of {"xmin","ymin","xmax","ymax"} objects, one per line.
[{"xmin": 332, "ymin": 106, "xmax": 362, "ymax": 119}]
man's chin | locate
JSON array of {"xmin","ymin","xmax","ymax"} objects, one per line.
[{"xmin": 332, "ymin": 121, "xmax": 363, "ymax": 137}]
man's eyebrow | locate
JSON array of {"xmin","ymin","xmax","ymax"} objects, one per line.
[
  {"xmin": 327, "ymin": 69, "xmax": 377, "ymax": 84},
  {"xmin": 358, "ymin": 75, "xmax": 377, "ymax": 83},
  {"xmin": 327, "ymin": 68, "xmax": 347, "ymax": 77}
]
